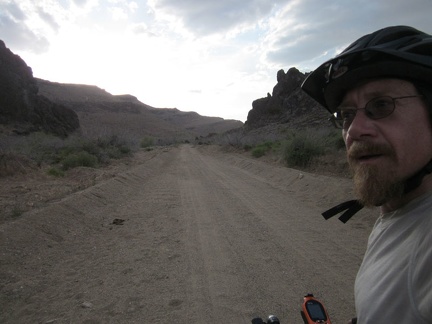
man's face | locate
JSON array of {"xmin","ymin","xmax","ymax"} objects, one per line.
[{"xmin": 340, "ymin": 78, "xmax": 432, "ymax": 207}]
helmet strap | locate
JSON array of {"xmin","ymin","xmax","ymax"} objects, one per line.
[
  {"xmin": 403, "ymin": 159, "xmax": 432, "ymax": 193},
  {"xmin": 321, "ymin": 200, "xmax": 363, "ymax": 223}
]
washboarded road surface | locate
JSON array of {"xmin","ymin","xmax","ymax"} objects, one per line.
[{"xmin": 0, "ymin": 145, "xmax": 376, "ymax": 323}]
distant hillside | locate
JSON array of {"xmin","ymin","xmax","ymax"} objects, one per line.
[
  {"xmin": 148, "ymin": 107, "xmax": 242, "ymax": 136},
  {"xmin": 36, "ymin": 79, "xmax": 243, "ymax": 143}
]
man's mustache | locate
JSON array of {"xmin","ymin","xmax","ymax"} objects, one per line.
[{"xmin": 347, "ymin": 142, "xmax": 395, "ymax": 162}]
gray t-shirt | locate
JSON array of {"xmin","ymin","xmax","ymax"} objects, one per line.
[{"xmin": 355, "ymin": 192, "xmax": 432, "ymax": 323}]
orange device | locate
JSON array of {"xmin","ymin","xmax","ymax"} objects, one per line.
[{"xmin": 300, "ymin": 293, "xmax": 332, "ymax": 324}]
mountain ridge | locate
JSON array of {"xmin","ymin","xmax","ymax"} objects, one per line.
[{"xmin": 35, "ymin": 78, "xmax": 243, "ymax": 143}]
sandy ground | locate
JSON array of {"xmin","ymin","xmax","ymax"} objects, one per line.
[{"xmin": 0, "ymin": 144, "xmax": 378, "ymax": 324}]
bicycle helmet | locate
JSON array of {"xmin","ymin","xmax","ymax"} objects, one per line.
[{"xmin": 301, "ymin": 25, "xmax": 432, "ymax": 113}]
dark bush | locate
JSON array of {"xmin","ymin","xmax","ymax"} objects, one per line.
[
  {"xmin": 61, "ymin": 151, "xmax": 98, "ymax": 170},
  {"xmin": 283, "ymin": 133, "xmax": 324, "ymax": 167},
  {"xmin": 251, "ymin": 146, "xmax": 267, "ymax": 158}
]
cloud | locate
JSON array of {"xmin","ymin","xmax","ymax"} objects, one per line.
[
  {"xmin": 0, "ymin": 0, "xmax": 105, "ymax": 53},
  {"xmin": 148, "ymin": 0, "xmax": 285, "ymax": 36},
  {"xmin": 0, "ymin": 3, "xmax": 50, "ymax": 53},
  {"xmin": 37, "ymin": 7, "xmax": 60, "ymax": 32},
  {"xmin": 108, "ymin": 6, "xmax": 129, "ymax": 20},
  {"xmin": 258, "ymin": 0, "xmax": 432, "ymax": 71},
  {"xmin": 2, "ymin": 1, "xmax": 26, "ymax": 20},
  {"xmin": 73, "ymin": 0, "xmax": 88, "ymax": 6},
  {"xmin": 131, "ymin": 23, "xmax": 158, "ymax": 37}
]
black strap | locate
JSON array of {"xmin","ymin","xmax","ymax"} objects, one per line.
[
  {"xmin": 404, "ymin": 159, "xmax": 432, "ymax": 193},
  {"xmin": 322, "ymin": 200, "xmax": 364, "ymax": 223}
]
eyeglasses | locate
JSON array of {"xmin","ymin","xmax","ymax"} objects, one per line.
[{"xmin": 330, "ymin": 95, "xmax": 424, "ymax": 129}]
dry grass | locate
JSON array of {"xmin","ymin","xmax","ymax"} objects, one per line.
[
  {"xmin": 210, "ymin": 125, "xmax": 350, "ymax": 178},
  {"xmin": 0, "ymin": 130, "xmax": 134, "ymax": 178},
  {"xmin": 0, "ymin": 152, "xmax": 37, "ymax": 177}
]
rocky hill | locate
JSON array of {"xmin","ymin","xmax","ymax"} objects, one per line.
[
  {"xmin": 0, "ymin": 40, "xmax": 79, "ymax": 137},
  {"xmin": 245, "ymin": 68, "xmax": 330, "ymax": 129},
  {"xmin": 36, "ymin": 79, "xmax": 243, "ymax": 143}
]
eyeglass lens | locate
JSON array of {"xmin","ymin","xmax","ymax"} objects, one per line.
[{"xmin": 337, "ymin": 96, "xmax": 395, "ymax": 128}]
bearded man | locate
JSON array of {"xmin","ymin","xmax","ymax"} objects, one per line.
[{"xmin": 302, "ymin": 26, "xmax": 432, "ymax": 323}]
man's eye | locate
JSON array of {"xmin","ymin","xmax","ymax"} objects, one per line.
[
  {"xmin": 371, "ymin": 98, "xmax": 392, "ymax": 109},
  {"xmin": 340, "ymin": 110, "xmax": 356, "ymax": 120}
]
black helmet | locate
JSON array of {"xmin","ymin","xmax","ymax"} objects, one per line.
[{"xmin": 301, "ymin": 25, "xmax": 432, "ymax": 113}]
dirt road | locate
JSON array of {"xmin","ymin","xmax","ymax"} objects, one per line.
[{"xmin": 0, "ymin": 145, "xmax": 376, "ymax": 323}]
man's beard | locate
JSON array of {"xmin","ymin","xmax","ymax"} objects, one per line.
[{"xmin": 348, "ymin": 142, "xmax": 404, "ymax": 207}]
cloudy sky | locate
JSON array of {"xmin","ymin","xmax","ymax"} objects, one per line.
[{"xmin": 1, "ymin": 0, "xmax": 432, "ymax": 121}]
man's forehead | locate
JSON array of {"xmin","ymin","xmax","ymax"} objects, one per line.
[{"xmin": 341, "ymin": 78, "xmax": 416, "ymax": 101}]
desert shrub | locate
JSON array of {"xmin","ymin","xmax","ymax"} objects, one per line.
[
  {"xmin": 325, "ymin": 129, "xmax": 346, "ymax": 150},
  {"xmin": 217, "ymin": 130, "xmax": 246, "ymax": 147},
  {"xmin": 140, "ymin": 136, "xmax": 154, "ymax": 148},
  {"xmin": 95, "ymin": 135, "xmax": 131, "ymax": 162},
  {"xmin": 282, "ymin": 131, "xmax": 324, "ymax": 167},
  {"xmin": 243, "ymin": 144, "xmax": 253, "ymax": 151},
  {"xmin": 61, "ymin": 151, "xmax": 98, "ymax": 170},
  {"xmin": 47, "ymin": 167, "xmax": 65, "ymax": 177},
  {"xmin": 11, "ymin": 207, "xmax": 23, "ymax": 219},
  {"xmin": 104, "ymin": 146, "xmax": 128, "ymax": 159},
  {"xmin": 55, "ymin": 134, "xmax": 132, "ymax": 167},
  {"xmin": 251, "ymin": 146, "xmax": 267, "ymax": 158},
  {"xmin": 19, "ymin": 132, "xmax": 64, "ymax": 165},
  {"xmin": 0, "ymin": 151, "xmax": 36, "ymax": 177},
  {"xmin": 0, "ymin": 130, "xmax": 135, "ymax": 175},
  {"xmin": 97, "ymin": 135, "xmax": 127, "ymax": 150},
  {"xmin": 251, "ymin": 141, "xmax": 279, "ymax": 158}
]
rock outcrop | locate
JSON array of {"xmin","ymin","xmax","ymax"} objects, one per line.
[
  {"xmin": 0, "ymin": 40, "xmax": 79, "ymax": 137},
  {"xmin": 245, "ymin": 67, "xmax": 330, "ymax": 128}
]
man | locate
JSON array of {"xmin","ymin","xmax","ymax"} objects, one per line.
[{"xmin": 301, "ymin": 26, "xmax": 432, "ymax": 323}]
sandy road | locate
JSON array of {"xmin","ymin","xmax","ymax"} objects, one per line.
[{"xmin": 0, "ymin": 144, "xmax": 376, "ymax": 323}]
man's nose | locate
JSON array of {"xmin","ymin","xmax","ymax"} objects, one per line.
[{"xmin": 345, "ymin": 110, "xmax": 377, "ymax": 140}]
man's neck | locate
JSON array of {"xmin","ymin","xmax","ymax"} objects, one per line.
[{"xmin": 381, "ymin": 175, "xmax": 432, "ymax": 213}]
